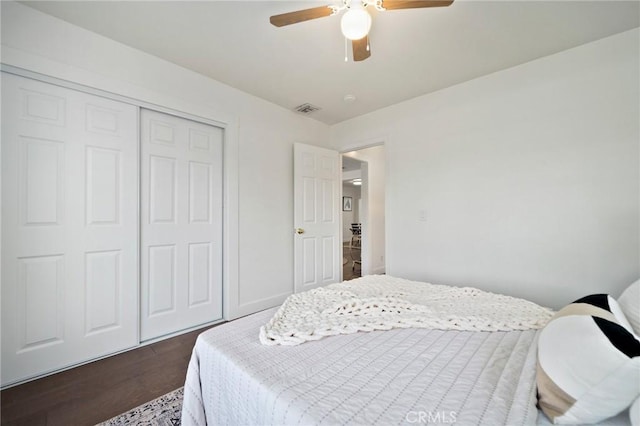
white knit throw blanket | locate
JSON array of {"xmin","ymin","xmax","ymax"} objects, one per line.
[{"xmin": 259, "ymin": 275, "xmax": 554, "ymax": 346}]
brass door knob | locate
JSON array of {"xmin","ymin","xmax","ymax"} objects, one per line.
[{"xmin": 295, "ymin": 228, "xmax": 305, "ymax": 235}]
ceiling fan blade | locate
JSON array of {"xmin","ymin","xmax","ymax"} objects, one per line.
[
  {"xmin": 353, "ymin": 37, "xmax": 371, "ymax": 62},
  {"xmin": 270, "ymin": 6, "xmax": 334, "ymax": 27},
  {"xmin": 381, "ymin": 0, "xmax": 453, "ymax": 10}
]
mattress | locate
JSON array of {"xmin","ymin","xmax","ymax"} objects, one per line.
[{"xmin": 181, "ymin": 307, "xmax": 542, "ymax": 426}]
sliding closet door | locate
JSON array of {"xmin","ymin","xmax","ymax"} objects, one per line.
[
  {"xmin": 1, "ymin": 73, "xmax": 139, "ymax": 386},
  {"xmin": 140, "ymin": 109, "xmax": 223, "ymax": 341}
]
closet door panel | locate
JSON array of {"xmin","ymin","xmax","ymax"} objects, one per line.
[
  {"xmin": 1, "ymin": 73, "xmax": 138, "ymax": 386},
  {"xmin": 141, "ymin": 109, "xmax": 223, "ymax": 341}
]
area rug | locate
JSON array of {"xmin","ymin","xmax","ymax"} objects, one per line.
[{"xmin": 98, "ymin": 387, "xmax": 183, "ymax": 425}]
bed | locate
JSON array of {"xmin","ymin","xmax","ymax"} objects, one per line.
[{"xmin": 181, "ymin": 276, "xmax": 638, "ymax": 426}]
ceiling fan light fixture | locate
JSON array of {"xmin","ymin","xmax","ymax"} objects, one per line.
[
  {"xmin": 269, "ymin": 0, "xmax": 454, "ymax": 61},
  {"xmin": 340, "ymin": 4, "xmax": 372, "ymax": 40}
]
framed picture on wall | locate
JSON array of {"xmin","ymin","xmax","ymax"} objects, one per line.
[{"xmin": 343, "ymin": 196, "xmax": 353, "ymax": 212}]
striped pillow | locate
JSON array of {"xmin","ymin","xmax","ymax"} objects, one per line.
[{"xmin": 537, "ymin": 294, "xmax": 640, "ymax": 424}]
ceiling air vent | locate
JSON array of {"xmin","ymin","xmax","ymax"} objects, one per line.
[{"xmin": 293, "ymin": 103, "xmax": 321, "ymax": 115}]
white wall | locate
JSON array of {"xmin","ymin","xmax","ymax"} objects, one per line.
[
  {"xmin": 343, "ymin": 146, "xmax": 386, "ymax": 275},
  {"xmin": 1, "ymin": 1, "xmax": 331, "ymax": 319},
  {"xmin": 331, "ymin": 29, "xmax": 640, "ymax": 309}
]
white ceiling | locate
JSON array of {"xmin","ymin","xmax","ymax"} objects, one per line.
[{"xmin": 21, "ymin": 0, "xmax": 640, "ymax": 125}]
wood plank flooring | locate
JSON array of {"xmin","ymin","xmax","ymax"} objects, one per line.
[{"xmin": 1, "ymin": 324, "xmax": 219, "ymax": 426}]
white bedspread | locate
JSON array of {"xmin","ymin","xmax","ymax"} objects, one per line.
[{"xmin": 182, "ymin": 308, "xmax": 541, "ymax": 426}]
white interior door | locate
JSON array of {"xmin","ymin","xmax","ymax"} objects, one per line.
[
  {"xmin": 1, "ymin": 73, "xmax": 138, "ymax": 386},
  {"xmin": 293, "ymin": 143, "xmax": 341, "ymax": 292},
  {"xmin": 140, "ymin": 109, "xmax": 223, "ymax": 341}
]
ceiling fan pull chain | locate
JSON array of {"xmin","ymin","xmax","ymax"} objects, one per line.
[
  {"xmin": 366, "ymin": 35, "xmax": 370, "ymax": 52},
  {"xmin": 345, "ymin": 36, "xmax": 349, "ymax": 62}
]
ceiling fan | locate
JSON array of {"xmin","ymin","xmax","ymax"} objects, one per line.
[{"xmin": 270, "ymin": 0, "xmax": 453, "ymax": 62}]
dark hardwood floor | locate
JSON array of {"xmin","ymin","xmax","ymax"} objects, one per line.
[{"xmin": 1, "ymin": 323, "xmax": 219, "ymax": 426}]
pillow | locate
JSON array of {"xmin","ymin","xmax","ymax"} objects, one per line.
[
  {"xmin": 619, "ymin": 279, "xmax": 640, "ymax": 336},
  {"xmin": 537, "ymin": 294, "xmax": 640, "ymax": 424}
]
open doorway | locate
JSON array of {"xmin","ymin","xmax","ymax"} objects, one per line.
[
  {"xmin": 342, "ymin": 157, "xmax": 363, "ymax": 280},
  {"xmin": 341, "ymin": 144, "xmax": 385, "ymax": 281}
]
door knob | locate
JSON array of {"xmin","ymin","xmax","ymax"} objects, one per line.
[{"xmin": 295, "ymin": 228, "xmax": 305, "ymax": 235}]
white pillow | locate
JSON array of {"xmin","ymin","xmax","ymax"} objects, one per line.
[
  {"xmin": 537, "ymin": 294, "xmax": 640, "ymax": 424},
  {"xmin": 619, "ymin": 279, "xmax": 640, "ymax": 336}
]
